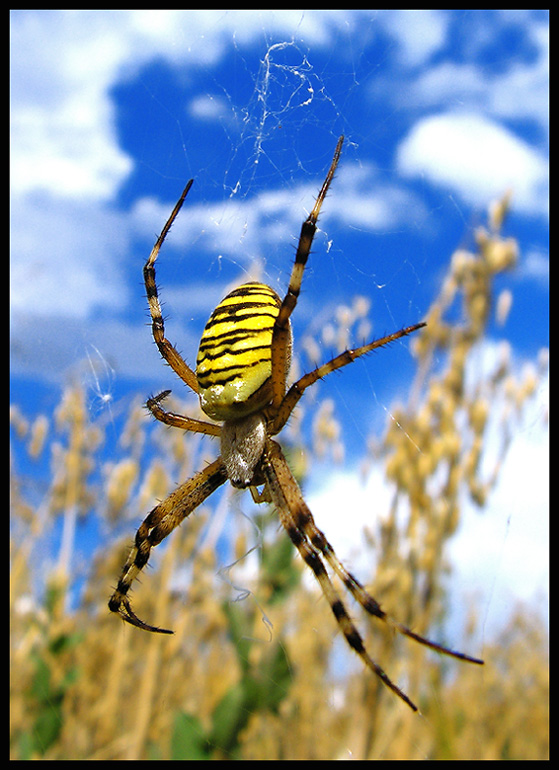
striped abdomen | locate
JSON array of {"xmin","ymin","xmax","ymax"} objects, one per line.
[{"xmin": 196, "ymin": 282, "xmax": 285, "ymax": 421}]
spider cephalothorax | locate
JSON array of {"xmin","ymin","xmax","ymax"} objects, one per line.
[{"xmin": 109, "ymin": 136, "xmax": 483, "ymax": 711}]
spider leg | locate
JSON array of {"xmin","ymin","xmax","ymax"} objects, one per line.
[
  {"xmin": 263, "ymin": 438, "xmax": 420, "ymax": 711},
  {"xmin": 271, "ymin": 136, "xmax": 344, "ymax": 411},
  {"xmin": 267, "ymin": 443, "xmax": 483, "ymax": 666},
  {"xmin": 143, "ymin": 179, "xmax": 200, "ymax": 394},
  {"xmin": 270, "ymin": 322, "xmax": 426, "ymax": 435},
  {"xmin": 147, "ymin": 390, "xmax": 221, "ymax": 437},
  {"xmin": 109, "ymin": 457, "xmax": 227, "ymax": 633}
]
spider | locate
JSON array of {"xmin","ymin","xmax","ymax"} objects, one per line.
[{"xmin": 109, "ymin": 136, "xmax": 483, "ymax": 712}]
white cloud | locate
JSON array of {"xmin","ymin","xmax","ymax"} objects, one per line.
[
  {"xmin": 383, "ymin": 9, "xmax": 448, "ymax": 67},
  {"xmin": 10, "ymin": 195, "xmax": 130, "ymax": 319},
  {"xmin": 520, "ymin": 248, "xmax": 549, "ymax": 287},
  {"xmin": 10, "ymin": 11, "xmax": 132, "ymax": 200},
  {"xmin": 307, "ymin": 465, "xmax": 392, "ymax": 577},
  {"xmin": 189, "ymin": 94, "xmax": 231, "ymax": 121},
  {"xmin": 410, "ymin": 61, "xmax": 488, "ymax": 109},
  {"xmin": 450, "ymin": 410, "xmax": 549, "ymax": 631},
  {"xmin": 487, "ymin": 27, "xmax": 549, "ymax": 130},
  {"xmin": 397, "ymin": 113, "xmax": 548, "ymax": 216},
  {"xmin": 403, "ymin": 21, "xmax": 548, "ymax": 133}
]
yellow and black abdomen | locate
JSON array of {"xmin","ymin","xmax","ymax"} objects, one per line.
[{"xmin": 196, "ymin": 282, "xmax": 283, "ymax": 422}]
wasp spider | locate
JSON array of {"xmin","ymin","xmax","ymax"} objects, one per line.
[{"xmin": 109, "ymin": 136, "xmax": 483, "ymax": 711}]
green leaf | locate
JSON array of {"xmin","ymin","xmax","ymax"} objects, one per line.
[
  {"xmin": 257, "ymin": 642, "xmax": 292, "ymax": 713},
  {"xmin": 171, "ymin": 711, "xmax": 211, "ymax": 760},
  {"xmin": 208, "ymin": 681, "xmax": 249, "ymax": 756}
]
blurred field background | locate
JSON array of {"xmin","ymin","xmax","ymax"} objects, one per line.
[{"xmin": 10, "ymin": 198, "xmax": 548, "ymax": 759}]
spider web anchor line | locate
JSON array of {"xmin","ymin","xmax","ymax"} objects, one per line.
[{"xmin": 215, "ymin": 492, "xmax": 275, "ymax": 644}]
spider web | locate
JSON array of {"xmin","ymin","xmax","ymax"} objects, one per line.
[
  {"xmin": 124, "ymin": 25, "xmax": 546, "ymax": 751},
  {"xmin": 120, "ymin": 27, "xmax": 437, "ymax": 741},
  {"xmin": 125, "ymin": 27, "xmax": 467, "ymax": 732}
]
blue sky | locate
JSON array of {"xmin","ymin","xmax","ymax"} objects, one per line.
[{"xmin": 11, "ymin": 11, "xmax": 548, "ymax": 635}]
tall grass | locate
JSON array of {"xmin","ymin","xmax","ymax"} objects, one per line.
[{"xmin": 10, "ymin": 195, "xmax": 548, "ymax": 759}]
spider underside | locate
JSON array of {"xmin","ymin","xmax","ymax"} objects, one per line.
[{"xmin": 109, "ymin": 136, "xmax": 483, "ymax": 712}]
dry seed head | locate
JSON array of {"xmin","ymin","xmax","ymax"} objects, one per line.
[
  {"xmin": 167, "ymin": 420, "xmax": 192, "ymax": 465},
  {"xmin": 336, "ymin": 325, "xmax": 351, "ymax": 352},
  {"xmin": 28, "ymin": 415, "xmax": 49, "ymax": 458},
  {"xmin": 427, "ymin": 381, "xmax": 445, "ymax": 410},
  {"xmin": 440, "ymin": 431, "xmax": 461, "ymax": 462},
  {"xmin": 490, "ymin": 340, "xmax": 512, "ymax": 383},
  {"xmin": 353, "ymin": 295, "xmax": 371, "ymax": 318},
  {"xmin": 520, "ymin": 363, "xmax": 538, "ymax": 402},
  {"xmin": 486, "ymin": 237, "xmax": 518, "ymax": 273},
  {"xmin": 335, "ymin": 304, "xmax": 353, "ymax": 328},
  {"xmin": 503, "ymin": 374, "xmax": 517, "ymax": 403},
  {"xmin": 474, "ymin": 226, "xmax": 490, "ymax": 253},
  {"xmin": 10, "ymin": 405, "xmax": 29, "ymax": 438},
  {"xmin": 322, "ymin": 322, "xmax": 336, "ymax": 348},
  {"xmin": 106, "ymin": 459, "xmax": 139, "ymax": 516},
  {"xmin": 489, "ymin": 190, "xmax": 512, "ymax": 232},
  {"xmin": 302, "ymin": 335, "xmax": 321, "ymax": 367},
  {"xmin": 469, "ymin": 398, "xmax": 489, "ymax": 434},
  {"xmin": 55, "ymin": 386, "xmax": 85, "ymax": 429},
  {"xmin": 120, "ymin": 400, "xmax": 147, "ymax": 453},
  {"xmin": 234, "ymin": 531, "xmax": 248, "ymax": 562},
  {"xmin": 312, "ymin": 398, "xmax": 344, "ymax": 461},
  {"xmin": 538, "ymin": 347, "xmax": 549, "ymax": 373},
  {"xmin": 429, "ymin": 435, "xmax": 445, "ymax": 466},
  {"xmin": 469, "ymin": 478, "xmax": 488, "ymax": 507},
  {"xmin": 451, "ymin": 249, "xmax": 475, "ymax": 281},
  {"xmin": 139, "ymin": 461, "xmax": 170, "ymax": 511},
  {"xmin": 416, "ymin": 449, "xmax": 435, "ymax": 480},
  {"xmin": 357, "ymin": 317, "xmax": 372, "ymax": 342},
  {"xmin": 446, "ymin": 464, "xmax": 462, "ymax": 501},
  {"xmin": 469, "ymin": 292, "xmax": 489, "ymax": 328},
  {"xmin": 415, "ymin": 404, "xmax": 432, "ymax": 437}
]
